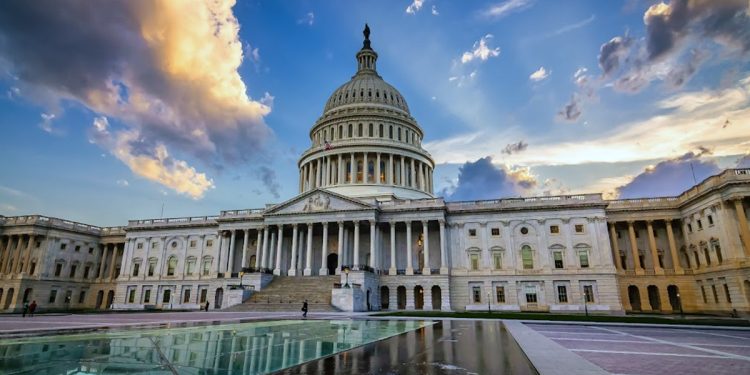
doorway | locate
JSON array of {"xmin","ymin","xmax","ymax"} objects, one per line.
[
  {"xmin": 414, "ymin": 286, "xmax": 424, "ymax": 310},
  {"xmin": 327, "ymin": 253, "xmax": 338, "ymax": 275},
  {"xmin": 215, "ymin": 288, "xmax": 224, "ymax": 309}
]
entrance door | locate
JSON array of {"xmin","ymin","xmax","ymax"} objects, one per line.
[
  {"xmin": 628, "ymin": 286, "xmax": 641, "ymax": 311},
  {"xmin": 414, "ymin": 286, "xmax": 424, "ymax": 310},
  {"xmin": 380, "ymin": 286, "xmax": 389, "ymax": 310},
  {"xmin": 431, "ymin": 286, "xmax": 441, "ymax": 311},
  {"xmin": 327, "ymin": 253, "xmax": 338, "ymax": 275},
  {"xmin": 397, "ymin": 286, "xmax": 406, "ymax": 310},
  {"xmin": 215, "ymin": 288, "xmax": 224, "ymax": 309}
]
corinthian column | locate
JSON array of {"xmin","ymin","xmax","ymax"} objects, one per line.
[
  {"xmin": 289, "ymin": 224, "xmax": 298, "ymax": 276},
  {"xmin": 627, "ymin": 221, "xmax": 643, "ymax": 273},
  {"xmin": 337, "ymin": 221, "xmax": 344, "ymax": 275},
  {"xmin": 406, "ymin": 221, "xmax": 413, "ymax": 275},
  {"xmin": 389, "ymin": 222, "xmax": 397, "ymax": 275},
  {"xmin": 353, "ymin": 221, "xmax": 360, "ymax": 270},
  {"xmin": 274, "ymin": 225, "xmax": 284, "ymax": 275},
  {"xmin": 646, "ymin": 221, "xmax": 662, "ymax": 273},
  {"xmin": 422, "ymin": 220, "xmax": 430, "ymax": 275},
  {"xmin": 304, "ymin": 223, "xmax": 313, "ymax": 275},
  {"xmin": 319, "ymin": 223, "xmax": 329, "ymax": 275}
]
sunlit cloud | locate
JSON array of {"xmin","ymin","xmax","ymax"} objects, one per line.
[
  {"xmin": 461, "ymin": 35, "xmax": 500, "ymax": 64},
  {"xmin": 406, "ymin": 0, "xmax": 425, "ymax": 15},
  {"xmin": 529, "ymin": 66, "xmax": 550, "ymax": 82},
  {"xmin": 482, "ymin": 0, "xmax": 534, "ymax": 19}
]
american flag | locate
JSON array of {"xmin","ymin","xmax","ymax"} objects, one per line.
[{"xmin": 324, "ymin": 141, "xmax": 333, "ymax": 150}]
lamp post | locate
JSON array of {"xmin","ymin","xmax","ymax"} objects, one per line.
[
  {"xmin": 487, "ymin": 291, "xmax": 491, "ymax": 314},
  {"xmin": 677, "ymin": 292, "xmax": 684, "ymax": 318},
  {"xmin": 344, "ymin": 267, "xmax": 350, "ymax": 288},
  {"xmin": 239, "ymin": 271, "xmax": 244, "ymax": 288}
]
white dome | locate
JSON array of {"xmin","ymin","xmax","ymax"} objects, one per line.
[{"xmin": 324, "ymin": 73, "xmax": 410, "ymax": 114}]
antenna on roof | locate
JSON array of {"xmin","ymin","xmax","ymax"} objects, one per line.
[{"xmin": 689, "ymin": 162, "xmax": 697, "ymax": 185}]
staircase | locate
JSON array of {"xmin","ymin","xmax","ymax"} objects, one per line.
[{"xmin": 226, "ymin": 275, "xmax": 340, "ymax": 312}]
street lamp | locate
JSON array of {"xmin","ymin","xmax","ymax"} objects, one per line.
[
  {"xmin": 344, "ymin": 267, "xmax": 350, "ymax": 288},
  {"xmin": 239, "ymin": 271, "xmax": 244, "ymax": 288},
  {"xmin": 677, "ymin": 292, "xmax": 684, "ymax": 318}
]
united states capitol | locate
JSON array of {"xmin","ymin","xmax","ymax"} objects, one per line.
[{"xmin": 1, "ymin": 27, "xmax": 749, "ymax": 317}]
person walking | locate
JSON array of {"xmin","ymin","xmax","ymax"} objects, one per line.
[
  {"xmin": 302, "ymin": 300, "xmax": 308, "ymax": 318},
  {"xmin": 204, "ymin": 301, "xmax": 210, "ymax": 311},
  {"xmin": 29, "ymin": 301, "xmax": 37, "ymax": 317},
  {"xmin": 22, "ymin": 302, "xmax": 29, "ymax": 317}
]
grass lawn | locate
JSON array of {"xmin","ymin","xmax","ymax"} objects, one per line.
[{"xmin": 377, "ymin": 311, "xmax": 750, "ymax": 327}]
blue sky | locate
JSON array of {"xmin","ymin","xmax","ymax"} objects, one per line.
[{"xmin": 0, "ymin": 0, "xmax": 748, "ymax": 226}]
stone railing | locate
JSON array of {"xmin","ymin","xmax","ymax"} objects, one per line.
[
  {"xmin": 128, "ymin": 215, "xmax": 218, "ymax": 228},
  {"xmin": 299, "ymin": 137, "xmax": 433, "ymax": 160},
  {"xmin": 220, "ymin": 208, "xmax": 266, "ymax": 218},
  {"xmin": 379, "ymin": 197, "xmax": 445, "ymax": 209},
  {"xmin": 447, "ymin": 193, "xmax": 602, "ymax": 211},
  {"xmin": 2, "ymin": 215, "xmax": 113, "ymax": 235}
]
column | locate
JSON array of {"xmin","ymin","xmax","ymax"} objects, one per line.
[
  {"xmin": 627, "ymin": 221, "xmax": 643, "ymax": 272},
  {"xmin": 369, "ymin": 221, "xmax": 376, "ymax": 269},
  {"xmin": 304, "ymin": 223, "xmax": 313, "ymax": 275},
  {"xmin": 337, "ymin": 221, "xmax": 344, "ymax": 275},
  {"xmin": 307, "ymin": 163, "xmax": 313, "ymax": 191},
  {"xmin": 261, "ymin": 227, "xmax": 269, "ymax": 269},
  {"xmin": 353, "ymin": 221, "xmax": 360, "ymax": 270},
  {"xmin": 254, "ymin": 229, "xmax": 262, "ymax": 268},
  {"xmin": 274, "ymin": 225, "xmax": 284, "ymax": 275},
  {"xmin": 406, "ymin": 221, "xmax": 413, "ymax": 275},
  {"xmin": 319, "ymin": 223, "xmax": 329, "ymax": 275},
  {"xmin": 98, "ymin": 244, "xmax": 108, "ymax": 280},
  {"xmin": 268, "ymin": 232, "xmax": 277, "ymax": 271},
  {"xmin": 0, "ymin": 236, "xmax": 12, "ymax": 274},
  {"xmin": 289, "ymin": 224, "xmax": 298, "ymax": 276},
  {"xmin": 376, "ymin": 153, "xmax": 381, "ymax": 184},
  {"xmin": 227, "ymin": 230, "xmax": 236, "ymax": 274},
  {"xmin": 349, "ymin": 153, "xmax": 355, "ymax": 184},
  {"xmin": 400, "ymin": 157, "xmax": 405, "ymax": 186},
  {"xmin": 363, "ymin": 152, "xmax": 368, "ymax": 183},
  {"xmin": 108, "ymin": 243, "xmax": 118, "ymax": 280},
  {"xmin": 316, "ymin": 158, "xmax": 322, "ymax": 188},
  {"xmin": 389, "ymin": 221, "xmax": 397, "ymax": 275},
  {"xmin": 410, "ymin": 158, "xmax": 416, "ymax": 188},
  {"xmin": 21, "ymin": 235, "xmax": 34, "ymax": 274},
  {"xmin": 338, "ymin": 154, "xmax": 343, "ymax": 184},
  {"xmin": 439, "ymin": 219, "xmax": 448, "ymax": 274},
  {"xmin": 215, "ymin": 234, "xmax": 224, "ymax": 273},
  {"xmin": 389, "ymin": 154, "xmax": 394, "ymax": 184},
  {"xmin": 665, "ymin": 219, "xmax": 682, "ymax": 272},
  {"xmin": 241, "ymin": 229, "xmax": 250, "ymax": 270},
  {"xmin": 733, "ymin": 199, "xmax": 750, "ymax": 257},
  {"xmin": 422, "ymin": 220, "xmax": 430, "ymax": 275},
  {"xmin": 11, "ymin": 235, "xmax": 24, "ymax": 274},
  {"xmin": 646, "ymin": 220, "xmax": 662, "ymax": 272},
  {"xmin": 609, "ymin": 223, "xmax": 623, "ymax": 271}
]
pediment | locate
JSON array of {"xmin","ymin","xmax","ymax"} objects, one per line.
[{"xmin": 265, "ymin": 189, "xmax": 374, "ymax": 215}]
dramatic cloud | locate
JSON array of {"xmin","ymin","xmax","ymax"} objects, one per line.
[
  {"xmin": 557, "ymin": 95, "xmax": 582, "ymax": 122},
  {"xmin": 441, "ymin": 157, "xmax": 537, "ymax": 201},
  {"xmin": 406, "ymin": 0, "xmax": 425, "ymax": 14},
  {"xmin": 616, "ymin": 148, "xmax": 720, "ymax": 198},
  {"xmin": 482, "ymin": 0, "xmax": 534, "ymax": 18},
  {"xmin": 529, "ymin": 67, "xmax": 550, "ymax": 81},
  {"xmin": 598, "ymin": 36, "xmax": 633, "ymax": 77},
  {"xmin": 502, "ymin": 141, "xmax": 529, "ymax": 155},
  {"xmin": 461, "ymin": 35, "xmax": 501, "ymax": 64},
  {"xmin": 257, "ymin": 166, "xmax": 281, "ymax": 199},
  {"xmin": 0, "ymin": 0, "xmax": 273, "ymax": 197}
]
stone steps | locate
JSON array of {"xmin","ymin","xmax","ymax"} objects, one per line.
[{"xmin": 227, "ymin": 275, "xmax": 340, "ymax": 312}]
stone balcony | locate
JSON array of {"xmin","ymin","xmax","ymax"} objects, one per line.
[{"xmin": 127, "ymin": 215, "xmax": 218, "ymax": 230}]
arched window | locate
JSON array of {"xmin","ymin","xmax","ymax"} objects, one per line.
[
  {"xmin": 368, "ymin": 123, "xmax": 373, "ymax": 137},
  {"xmin": 167, "ymin": 256, "xmax": 178, "ymax": 276},
  {"xmin": 348, "ymin": 124, "xmax": 353, "ymax": 138},
  {"xmin": 358, "ymin": 123, "xmax": 363, "ymax": 137},
  {"xmin": 389, "ymin": 125, "xmax": 394, "ymax": 139},
  {"xmin": 379, "ymin": 124, "xmax": 383, "ymax": 138},
  {"xmin": 521, "ymin": 246, "xmax": 533, "ymax": 269},
  {"xmin": 398, "ymin": 127, "xmax": 402, "ymax": 141},
  {"xmin": 339, "ymin": 125, "xmax": 343, "ymax": 139},
  {"xmin": 201, "ymin": 257, "xmax": 212, "ymax": 276}
]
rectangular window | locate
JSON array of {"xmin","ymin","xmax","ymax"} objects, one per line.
[
  {"xmin": 75, "ymin": 245, "xmax": 81, "ymax": 252},
  {"xmin": 700, "ymin": 285, "xmax": 707, "ymax": 303},
  {"xmin": 64, "ymin": 290, "xmax": 72, "ymax": 304},
  {"xmin": 190, "ymin": 240, "xmax": 197, "ymax": 248},
  {"xmin": 35, "ymin": 241, "xmax": 41, "ymax": 248},
  {"xmin": 183, "ymin": 289, "xmax": 191, "ymax": 303},
  {"xmin": 163, "ymin": 289, "xmax": 171, "ymax": 303},
  {"xmin": 468, "ymin": 229, "xmax": 477, "ymax": 237},
  {"xmin": 496, "ymin": 286, "xmax": 505, "ymax": 303},
  {"xmin": 29, "ymin": 261, "xmax": 36, "ymax": 275},
  {"xmin": 687, "ymin": 224, "xmax": 693, "ymax": 233},
  {"xmin": 60, "ymin": 243, "xmax": 67, "ymax": 250},
  {"xmin": 55, "ymin": 263, "xmax": 63, "ymax": 277},
  {"xmin": 186, "ymin": 260, "xmax": 196, "ymax": 275},
  {"xmin": 635, "ymin": 230, "xmax": 640, "ymax": 238},
  {"xmin": 550, "ymin": 225, "xmax": 560, "ymax": 234},
  {"xmin": 152, "ymin": 241, "xmax": 158, "ymax": 249},
  {"xmin": 132, "ymin": 263, "xmax": 140, "ymax": 276},
  {"xmin": 579, "ymin": 251, "xmax": 589, "ymax": 268},
  {"xmin": 491, "ymin": 228, "xmax": 500, "ymax": 236},
  {"xmin": 493, "ymin": 253, "xmax": 502, "ymax": 270},
  {"xmin": 78, "ymin": 291, "xmax": 86, "ymax": 304},
  {"xmin": 49, "ymin": 290, "xmax": 57, "ymax": 303},
  {"xmin": 723, "ymin": 284, "xmax": 732, "ymax": 303},
  {"xmin": 583, "ymin": 285, "xmax": 595, "ymax": 303},
  {"xmin": 69, "ymin": 265, "xmax": 77, "ymax": 278},
  {"xmin": 128, "ymin": 289, "xmax": 135, "ymax": 303},
  {"xmin": 557, "ymin": 285, "xmax": 568, "ymax": 303},
  {"xmin": 697, "ymin": 220, "xmax": 703, "ymax": 230},
  {"xmin": 206, "ymin": 240, "xmax": 213, "ymax": 247},
  {"xmin": 525, "ymin": 291, "xmax": 537, "ymax": 303},
  {"xmin": 200, "ymin": 289, "xmax": 208, "ymax": 303},
  {"xmin": 575, "ymin": 224, "xmax": 584, "ymax": 233},
  {"xmin": 711, "ymin": 285, "xmax": 719, "ymax": 303},
  {"xmin": 617, "ymin": 230, "xmax": 621, "ymax": 239},
  {"xmin": 553, "ymin": 252, "xmax": 564, "ymax": 269},
  {"xmin": 148, "ymin": 261, "xmax": 156, "ymax": 276},
  {"xmin": 144, "ymin": 289, "xmax": 151, "ymax": 303},
  {"xmin": 472, "ymin": 286, "xmax": 482, "ymax": 303},
  {"xmin": 202, "ymin": 260, "xmax": 211, "ymax": 275},
  {"xmin": 708, "ymin": 215, "xmax": 714, "ymax": 225},
  {"xmin": 83, "ymin": 266, "xmax": 90, "ymax": 279},
  {"xmin": 88, "ymin": 247, "xmax": 94, "ymax": 254},
  {"xmin": 137, "ymin": 242, "xmax": 143, "ymax": 249},
  {"xmin": 470, "ymin": 254, "xmax": 479, "ymax": 270}
]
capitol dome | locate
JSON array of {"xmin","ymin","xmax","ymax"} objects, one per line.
[{"xmin": 297, "ymin": 24, "xmax": 434, "ymax": 200}]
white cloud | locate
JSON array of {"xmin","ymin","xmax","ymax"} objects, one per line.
[
  {"xmin": 406, "ymin": 0, "xmax": 425, "ymax": 14},
  {"xmin": 116, "ymin": 179, "xmax": 129, "ymax": 187},
  {"xmin": 39, "ymin": 112, "xmax": 56, "ymax": 133},
  {"xmin": 482, "ymin": 0, "xmax": 534, "ymax": 18},
  {"xmin": 461, "ymin": 34, "xmax": 500, "ymax": 64},
  {"xmin": 298, "ymin": 12, "xmax": 314, "ymax": 26},
  {"xmin": 432, "ymin": 5, "xmax": 439, "ymax": 15},
  {"xmin": 529, "ymin": 66, "xmax": 550, "ymax": 81}
]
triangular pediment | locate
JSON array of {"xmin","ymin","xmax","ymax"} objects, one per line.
[{"xmin": 265, "ymin": 189, "xmax": 375, "ymax": 215}]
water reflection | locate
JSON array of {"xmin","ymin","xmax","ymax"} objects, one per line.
[{"xmin": 0, "ymin": 320, "xmax": 430, "ymax": 374}]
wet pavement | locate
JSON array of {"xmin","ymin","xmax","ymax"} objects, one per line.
[
  {"xmin": 279, "ymin": 320, "xmax": 537, "ymax": 375},
  {"xmin": 527, "ymin": 323, "xmax": 750, "ymax": 375}
]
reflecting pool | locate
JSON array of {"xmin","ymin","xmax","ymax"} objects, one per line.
[{"xmin": 0, "ymin": 319, "xmax": 432, "ymax": 374}]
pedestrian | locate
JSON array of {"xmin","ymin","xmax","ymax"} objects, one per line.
[
  {"xmin": 29, "ymin": 301, "xmax": 37, "ymax": 317},
  {"xmin": 22, "ymin": 302, "xmax": 29, "ymax": 317},
  {"xmin": 302, "ymin": 300, "xmax": 308, "ymax": 318},
  {"xmin": 205, "ymin": 301, "xmax": 210, "ymax": 311}
]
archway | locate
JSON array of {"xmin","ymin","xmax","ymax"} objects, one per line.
[
  {"xmin": 327, "ymin": 253, "xmax": 338, "ymax": 275},
  {"xmin": 95, "ymin": 290, "xmax": 104, "ymax": 309},
  {"xmin": 215, "ymin": 288, "xmax": 224, "ymax": 309},
  {"xmin": 667, "ymin": 285, "xmax": 680, "ymax": 311},
  {"xmin": 380, "ymin": 286, "xmax": 389, "ymax": 310},
  {"xmin": 647, "ymin": 285, "xmax": 660, "ymax": 311},
  {"xmin": 628, "ymin": 286, "xmax": 641, "ymax": 311},
  {"xmin": 106, "ymin": 290, "xmax": 115, "ymax": 309},
  {"xmin": 4, "ymin": 288, "xmax": 14, "ymax": 309},
  {"xmin": 397, "ymin": 286, "xmax": 406, "ymax": 310},
  {"xmin": 431, "ymin": 286, "xmax": 442, "ymax": 311},
  {"xmin": 22, "ymin": 288, "xmax": 33, "ymax": 303},
  {"xmin": 414, "ymin": 286, "xmax": 424, "ymax": 310}
]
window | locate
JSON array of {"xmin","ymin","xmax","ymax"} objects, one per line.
[
  {"xmin": 620, "ymin": 254, "xmax": 627, "ymax": 270},
  {"xmin": 468, "ymin": 229, "xmax": 477, "ymax": 236},
  {"xmin": 520, "ymin": 227, "xmax": 529, "ymax": 235},
  {"xmin": 575, "ymin": 224, "xmax": 584, "ymax": 233},
  {"xmin": 55, "ymin": 263, "xmax": 63, "ymax": 277},
  {"xmin": 35, "ymin": 241, "xmax": 41, "ymax": 248},
  {"xmin": 183, "ymin": 289, "xmax": 191, "ymax": 303},
  {"xmin": 470, "ymin": 254, "xmax": 479, "ymax": 270},
  {"xmin": 78, "ymin": 291, "xmax": 86, "ymax": 304},
  {"xmin": 202, "ymin": 259, "xmax": 212, "ymax": 275},
  {"xmin": 687, "ymin": 224, "xmax": 693, "ymax": 233},
  {"xmin": 88, "ymin": 247, "xmax": 94, "ymax": 254},
  {"xmin": 186, "ymin": 259, "xmax": 196, "ymax": 275},
  {"xmin": 167, "ymin": 257, "xmax": 177, "ymax": 276},
  {"xmin": 83, "ymin": 266, "xmax": 91, "ymax": 279},
  {"xmin": 708, "ymin": 215, "xmax": 714, "ymax": 225},
  {"xmin": 700, "ymin": 285, "xmax": 707, "ymax": 303},
  {"xmin": 493, "ymin": 253, "xmax": 502, "ymax": 269},
  {"xmin": 694, "ymin": 252, "xmax": 701, "ymax": 268},
  {"xmin": 579, "ymin": 251, "xmax": 589, "ymax": 268},
  {"xmin": 550, "ymin": 225, "xmax": 560, "ymax": 234},
  {"xmin": 163, "ymin": 290, "xmax": 171, "ymax": 303},
  {"xmin": 75, "ymin": 245, "xmax": 81, "ymax": 252},
  {"xmin": 29, "ymin": 261, "xmax": 36, "ymax": 275},
  {"xmin": 64, "ymin": 290, "xmax": 72, "ymax": 304},
  {"xmin": 713, "ymin": 241, "xmax": 723, "ymax": 264},
  {"xmin": 723, "ymin": 284, "xmax": 731, "ymax": 303},
  {"xmin": 557, "ymin": 286, "xmax": 568, "ymax": 303},
  {"xmin": 148, "ymin": 260, "xmax": 156, "ymax": 276},
  {"xmin": 491, "ymin": 228, "xmax": 500, "ymax": 236},
  {"xmin": 69, "ymin": 265, "xmax": 77, "ymax": 278},
  {"xmin": 152, "ymin": 241, "xmax": 158, "ymax": 249},
  {"xmin": 200, "ymin": 289, "xmax": 208, "ymax": 303},
  {"xmin": 132, "ymin": 262, "xmax": 140, "ymax": 276},
  {"xmin": 496, "ymin": 286, "xmax": 505, "ymax": 303},
  {"xmin": 472, "ymin": 286, "xmax": 482, "ymax": 303},
  {"xmin": 703, "ymin": 248, "xmax": 711, "ymax": 266},
  {"xmin": 60, "ymin": 243, "xmax": 67, "ymax": 250},
  {"xmin": 137, "ymin": 242, "xmax": 143, "ymax": 250},
  {"xmin": 635, "ymin": 230, "xmax": 640, "ymax": 238},
  {"xmin": 525, "ymin": 287, "xmax": 537, "ymax": 303},
  {"xmin": 711, "ymin": 284, "xmax": 719, "ymax": 303},
  {"xmin": 190, "ymin": 240, "xmax": 197, "ymax": 248},
  {"xmin": 48, "ymin": 290, "xmax": 57, "ymax": 303},
  {"xmin": 144, "ymin": 289, "xmax": 152, "ymax": 303},
  {"xmin": 697, "ymin": 220, "xmax": 703, "ymax": 230},
  {"xmin": 521, "ymin": 246, "xmax": 533, "ymax": 269},
  {"xmin": 171, "ymin": 241, "xmax": 177, "ymax": 249},
  {"xmin": 553, "ymin": 252, "xmax": 564, "ymax": 269},
  {"xmin": 639, "ymin": 254, "xmax": 645, "ymax": 268},
  {"xmin": 583, "ymin": 285, "xmax": 595, "ymax": 303},
  {"xmin": 128, "ymin": 289, "xmax": 136, "ymax": 303}
]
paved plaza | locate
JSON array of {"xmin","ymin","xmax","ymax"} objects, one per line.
[{"xmin": 527, "ymin": 322, "xmax": 750, "ymax": 375}]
